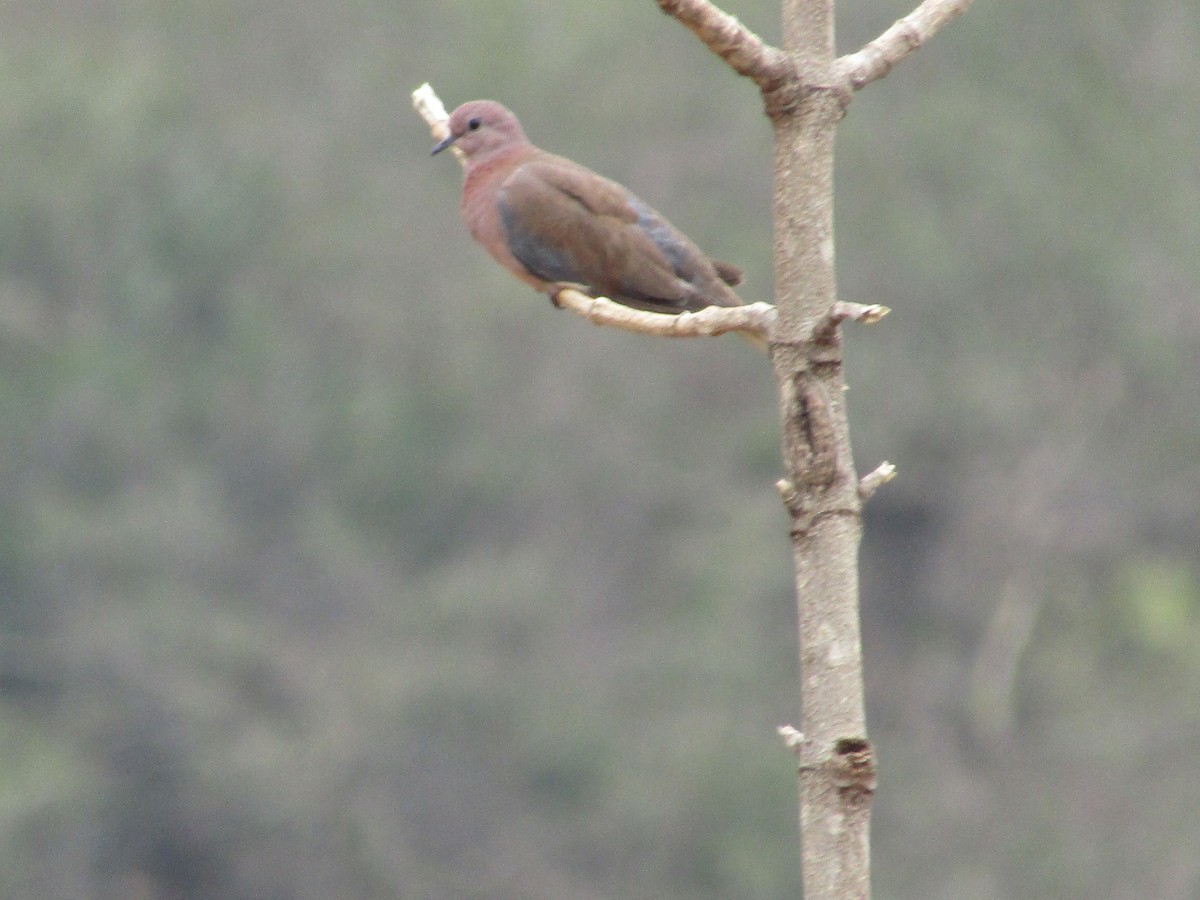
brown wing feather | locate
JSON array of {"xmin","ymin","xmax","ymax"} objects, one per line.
[
  {"xmin": 499, "ymin": 160, "xmax": 692, "ymax": 308},
  {"xmin": 500, "ymin": 156, "xmax": 744, "ymax": 314}
]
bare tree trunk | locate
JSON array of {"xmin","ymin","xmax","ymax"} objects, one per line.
[
  {"xmin": 414, "ymin": 2, "xmax": 968, "ymax": 895},
  {"xmin": 655, "ymin": 2, "xmax": 968, "ymax": 896},
  {"xmin": 771, "ymin": 0, "xmax": 874, "ymax": 892}
]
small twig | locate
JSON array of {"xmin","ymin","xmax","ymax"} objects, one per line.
[
  {"xmin": 836, "ymin": 0, "xmax": 973, "ymax": 90},
  {"xmin": 831, "ymin": 300, "xmax": 890, "ymax": 325},
  {"xmin": 775, "ymin": 478, "xmax": 802, "ymax": 515},
  {"xmin": 810, "ymin": 300, "xmax": 890, "ymax": 347},
  {"xmin": 412, "ymin": 83, "xmax": 461, "ymax": 163},
  {"xmin": 412, "ymin": 83, "xmax": 449, "ymax": 132},
  {"xmin": 858, "ymin": 461, "xmax": 897, "ymax": 501},
  {"xmin": 778, "ymin": 725, "xmax": 805, "ymax": 755}
]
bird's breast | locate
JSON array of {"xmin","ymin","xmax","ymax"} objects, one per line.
[{"xmin": 460, "ymin": 160, "xmax": 550, "ymax": 292}]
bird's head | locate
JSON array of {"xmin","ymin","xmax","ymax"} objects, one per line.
[{"xmin": 431, "ymin": 100, "xmax": 529, "ymax": 161}]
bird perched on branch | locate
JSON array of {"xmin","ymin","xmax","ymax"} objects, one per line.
[{"xmin": 431, "ymin": 100, "xmax": 748, "ymax": 318}]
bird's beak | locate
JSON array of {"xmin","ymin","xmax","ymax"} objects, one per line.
[{"xmin": 430, "ymin": 132, "xmax": 458, "ymax": 156}]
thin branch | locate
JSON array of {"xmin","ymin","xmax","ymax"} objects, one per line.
[
  {"xmin": 836, "ymin": 0, "xmax": 972, "ymax": 90},
  {"xmin": 657, "ymin": 0, "xmax": 795, "ymax": 95},
  {"xmin": 555, "ymin": 289, "xmax": 776, "ymax": 344}
]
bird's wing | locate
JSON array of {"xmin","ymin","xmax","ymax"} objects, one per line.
[{"xmin": 498, "ymin": 159, "xmax": 701, "ymax": 311}]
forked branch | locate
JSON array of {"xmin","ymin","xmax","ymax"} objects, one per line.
[{"xmin": 659, "ymin": 0, "xmax": 971, "ymax": 104}]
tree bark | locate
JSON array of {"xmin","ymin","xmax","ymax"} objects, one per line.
[
  {"xmin": 656, "ymin": 2, "xmax": 967, "ymax": 896},
  {"xmin": 771, "ymin": 2, "xmax": 873, "ymax": 895}
]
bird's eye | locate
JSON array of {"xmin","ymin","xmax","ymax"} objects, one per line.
[{"xmin": 467, "ymin": 117, "xmax": 482, "ymax": 131}]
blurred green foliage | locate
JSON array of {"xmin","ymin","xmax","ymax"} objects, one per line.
[{"xmin": 0, "ymin": 2, "xmax": 1197, "ymax": 898}]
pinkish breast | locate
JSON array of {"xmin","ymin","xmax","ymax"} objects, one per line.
[{"xmin": 460, "ymin": 154, "xmax": 550, "ymax": 293}]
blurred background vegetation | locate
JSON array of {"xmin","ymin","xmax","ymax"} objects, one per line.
[{"xmin": 1, "ymin": 1, "xmax": 1197, "ymax": 898}]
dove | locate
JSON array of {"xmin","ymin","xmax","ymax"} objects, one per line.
[{"xmin": 432, "ymin": 100, "xmax": 749, "ymax": 321}]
